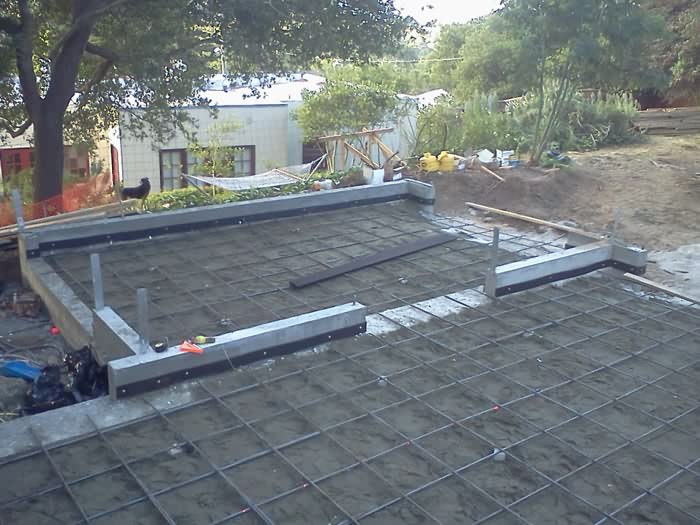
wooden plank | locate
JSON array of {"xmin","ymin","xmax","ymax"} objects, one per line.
[
  {"xmin": 479, "ymin": 165, "xmax": 505, "ymax": 182},
  {"xmin": 317, "ymin": 127, "xmax": 394, "ymax": 143},
  {"xmin": 466, "ymin": 202, "xmax": 603, "ymax": 239},
  {"xmin": 344, "ymin": 142, "xmax": 380, "ymax": 169},
  {"xmin": 0, "ymin": 199, "xmax": 139, "ymax": 238},
  {"xmin": 371, "ymin": 132, "xmax": 402, "ymax": 163},
  {"xmin": 622, "ymin": 273, "xmax": 700, "ymax": 304},
  {"xmin": 290, "ymin": 232, "xmax": 457, "ymax": 288}
]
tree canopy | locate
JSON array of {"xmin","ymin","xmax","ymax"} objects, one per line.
[
  {"xmin": 428, "ymin": 1, "xmax": 667, "ymax": 102},
  {"xmin": 0, "ymin": 0, "xmax": 414, "ymax": 201},
  {"xmin": 643, "ymin": 0, "xmax": 700, "ymax": 102}
]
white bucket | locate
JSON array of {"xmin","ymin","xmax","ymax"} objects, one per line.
[{"xmin": 369, "ymin": 168, "xmax": 384, "ymax": 185}]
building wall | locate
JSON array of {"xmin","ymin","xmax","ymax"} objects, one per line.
[
  {"xmin": 287, "ymin": 101, "xmax": 304, "ymax": 166},
  {"xmin": 118, "ymin": 105, "xmax": 292, "ymax": 191},
  {"xmin": 1, "ymin": 125, "xmax": 112, "ymax": 181}
]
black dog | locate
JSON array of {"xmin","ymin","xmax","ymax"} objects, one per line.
[{"xmin": 121, "ymin": 177, "xmax": 151, "ymax": 200}]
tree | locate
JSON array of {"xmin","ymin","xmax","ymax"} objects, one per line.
[
  {"xmin": 499, "ymin": 0, "xmax": 665, "ymax": 163},
  {"xmin": 428, "ymin": 18, "xmax": 537, "ymax": 101},
  {"xmin": 186, "ymin": 117, "xmax": 241, "ymax": 196},
  {"xmin": 643, "ymin": 0, "xmax": 700, "ymax": 103},
  {"xmin": 0, "ymin": 1, "xmax": 413, "ymax": 203},
  {"xmin": 296, "ymin": 76, "xmax": 403, "ymax": 140}
]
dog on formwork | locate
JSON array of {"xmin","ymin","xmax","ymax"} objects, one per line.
[{"xmin": 121, "ymin": 177, "xmax": 151, "ymax": 201}]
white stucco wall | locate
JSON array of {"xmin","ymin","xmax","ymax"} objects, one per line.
[
  {"xmin": 118, "ymin": 104, "xmax": 292, "ymax": 191},
  {"xmin": 0, "ymin": 131, "xmax": 32, "ymax": 149}
]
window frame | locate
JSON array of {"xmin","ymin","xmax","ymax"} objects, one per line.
[
  {"xmin": 159, "ymin": 145, "xmax": 256, "ymax": 191},
  {"xmin": 158, "ymin": 149, "xmax": 188, "ymax": 191}
]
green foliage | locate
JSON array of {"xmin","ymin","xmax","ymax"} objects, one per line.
[
  {"xmin": 187, "ymin": 118, "xmax": 241, "ymax": 182},
  {"xmin": 643, "ymin": 0, "xmax": 700, "ymax": 102},
  {"xmin": 428, "ymin": 18, "xmax": 536, "ymax": 100},
  {"xmin": 415, "ymin": 90, "xmax": 640, "ymax": 156},
  {"xmin": 296, "ymin": 78, "xmax": 403, "ymax": 140},
  {"xmin": 513, "ymin": 90, "xmax": 641, "ymax": 152},
  {"xmin": 317, "ymin": 60, "xmax": 435, "ymax": 97},
  {"xmin": 0, "ymin": 1, "xmax": 415, "ymax": 200},
  {"xmin": 1, "ymin": 168, "xmax": 34, "ymax": 202},
  {"xmin": 415, "ymin": 93, "xmax": 523, "ymax": 154},
  {"xmin": 414, "ymin": 97, "xmax": 465, "ymax": 154},
  {"xmin": 498, "ymin": 0, "xmax": 664, "ymax": 163},
  {"xmin": 146, "ymin": 170, "xmax": 349, "ymax": 212}
]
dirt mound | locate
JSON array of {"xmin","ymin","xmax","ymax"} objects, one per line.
[{"xmin": 414, "ymin": 167, "xmax": 585, "ymax": 223}]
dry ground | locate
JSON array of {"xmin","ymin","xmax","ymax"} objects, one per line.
[{"xmin": 417, "ymin": 135, "xmax": 700, "ymax": 298}]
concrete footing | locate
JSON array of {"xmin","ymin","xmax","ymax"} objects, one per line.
[
  {"xmin": 25, "ymin": 180, "xmax": 434, "ymax": 257},
  {"xmin": 19, "ymin": 239, "xmax": 92, "ymax": 349},
  {"xmin": 93, "ymin": 308, "xmax": 144, "ymax": 366},
  {"xmin": 107, "ymin": 302, "xmax": 367, "ymax": 399},
  {"xmin": 485, "ymin": 241, "xmax": 647, "ymax": 297}
]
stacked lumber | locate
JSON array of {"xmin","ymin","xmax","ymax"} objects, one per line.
[{"xmin": 633, "ymin": 107, "xmax": 700, "ymax": 136}]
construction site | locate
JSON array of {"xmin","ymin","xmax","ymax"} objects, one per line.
[
  {"xmin": 0, "ymin": 128, "xmax": 699, "ymax": 524},
  {"xmin": 1, "ymin": 1, "xmax": 700, "ymax": 522}
]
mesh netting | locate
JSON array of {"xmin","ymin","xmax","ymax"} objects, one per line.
[
  {"xmin": 0, "ymin": 172, "xmax": 114, "ymax": 228},
  {"xmin": 185, "ymin": 156, "xmax": 326, "ymax": 191}
]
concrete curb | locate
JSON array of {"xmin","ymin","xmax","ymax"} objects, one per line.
[
  {"xmin": 107, "ymin": 302, "xmax": 368, "ymax": 398},
  {"xmin": 19, "ymin": 250, "xmax": 92, "ymax": 349},
  {"xmin": 27, "ymin": 180, "xmax": 434, "ymax": 256},
  {"xmin": 93, "ymin": 308, "xmax": 144, "ymax": 366},
  {"xmin": 486, "ymin": 241, "xmax": 648, "ymax": 297}
]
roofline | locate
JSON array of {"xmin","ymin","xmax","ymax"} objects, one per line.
[{"xmin": 119, "ymin": 102, "xmax": 291, "ymax": 112}]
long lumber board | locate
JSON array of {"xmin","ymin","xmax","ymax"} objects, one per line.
[
  {"xmin": 0, "ymin": 199, "xmax": 139, "ymax": 239},
  {"xmin": 466, "ymin": 202, "xmax": 603, "ymax": 239},
  {"xmin": 290, "ymin": 232, "xmax": 457, "ymax": 288},
  {"xmin": 622, "ymin": 273, "xmax": 700, "ymax": 305},
  {"xmin": 465, "ymin": 203, "xmax": 696, "ymax": 305}
]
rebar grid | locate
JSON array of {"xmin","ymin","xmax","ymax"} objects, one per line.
[
  {"xmin": 5, "ymin": 203, "xmax": 699, "ymax": 524},
  {"xmin": 45, "ymin": 201, "xmax": 565, "ymax": 350}
]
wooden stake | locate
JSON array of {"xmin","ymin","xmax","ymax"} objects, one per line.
[
  {"xmin": 344, "ymin": 142, "xmax": 380, "ymax": 169},
  {"xmin": 479, "ymin": 165, "xmax": 505, "ymax": 182},
  {"xmin": 465, "ymin": 202, "xmax": 602, "ymax": 238}
]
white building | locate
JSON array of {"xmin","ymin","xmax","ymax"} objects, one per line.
[
  {"xmin": 113, "ymin": 74, "xmax": 425, "ymax": 193},
  {"xmin": 1, "ymin": 74, "xmax": 431, "ymax": 195}
]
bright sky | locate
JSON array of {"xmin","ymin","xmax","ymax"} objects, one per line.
[{"xmin": 394, "ymin": 0, "xmax": 501, "ymax": 26}]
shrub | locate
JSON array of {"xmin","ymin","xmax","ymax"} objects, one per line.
[
  {"xmin": 415, "ymin": 89, "xmax": 640, "ymax": 158},
  {"xmin": 511, "ymin": 89, "xmax": 640, "ymax": 153},
  {"xmin": 145, "ymin": 170, "xmax": 350, "ymax": 212},
  {"xmin": 415, "ymin": 93, "xmax": 524, "ymax": 155}
]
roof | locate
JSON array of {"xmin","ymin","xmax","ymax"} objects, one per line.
[{"xmin": 201, "ymin": 73, "xmax": 327, "ymax": 106}]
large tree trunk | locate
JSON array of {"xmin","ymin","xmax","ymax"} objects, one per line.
[{"xmin": 32, "ymin": 105, "xmax": 66, "ymax": 207}]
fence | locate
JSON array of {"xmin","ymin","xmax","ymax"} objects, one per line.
[{"xmin": 0, "ymin": 172, "xmax": 114, "ymax": 228}]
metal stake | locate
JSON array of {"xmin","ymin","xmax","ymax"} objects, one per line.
[
  {"xmin": 90, "ymin": 253, "xmax": 105, "ymax": 310},
  {"xmin": 136, "ymin": 288, "xmax": 150, "ymax": 353},
  {"xmin": 611, "ymin": 208, "xmax": 621, "ymax": 245},
  {"xmin": 490, "ymin": 227, "xmax": 500, "ymax": 271},
  {"xmin": 11, "ymin": 189, "xmax": 25, "ymax": 231}
]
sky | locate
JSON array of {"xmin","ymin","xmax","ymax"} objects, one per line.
[{"xmin": 394, "ymin": 0, "xmax": 501, "ymax": 26}]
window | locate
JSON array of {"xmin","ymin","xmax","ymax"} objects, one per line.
[
  {"xmin": 63, "ymin": 146, "xmax": 89, "ymax": 177},
  {"xmin": 159, "ymin": 149, "xmax": 187, "ymax": 191},
  {"xmin": 159, "ymin": 145, "xmax": 255, "ymax": 191},
  {"xmin": 7, "ymin": 153, "xmax": 21, "ymax": 175},
  {"xmin": 230, "ymin": 146, "xmax": 254, "ymax": 177},
  {"xmin": 0, "ymin": 148, "xmax": 32, "ymax": 176}
]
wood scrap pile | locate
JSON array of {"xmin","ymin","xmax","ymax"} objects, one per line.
[
  {"xmin": 316, "ymin": 127, "xmax": 403, "ymax": 174},
  {"xmin": 634, "ymin": 107, "xmax": 700, "ymax": 136}
]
